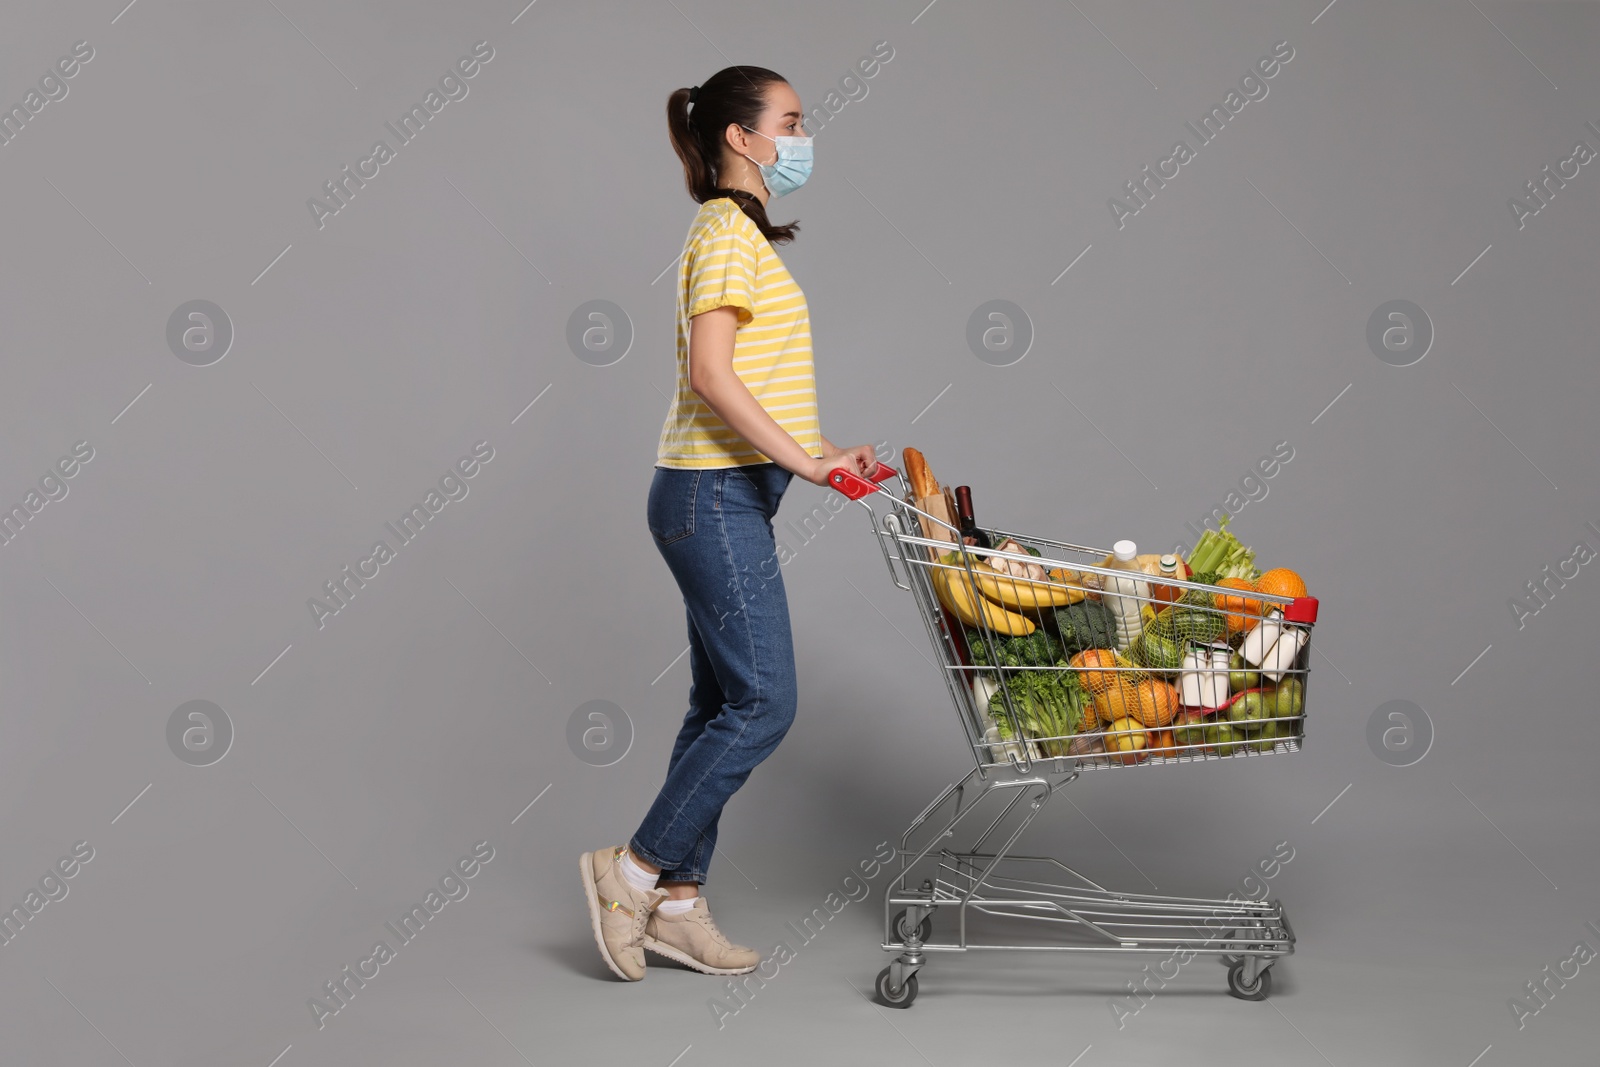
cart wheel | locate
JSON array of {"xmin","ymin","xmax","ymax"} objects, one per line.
[
  {"xmin": 892, "ymin": 909, "xmax": 933, "ymax": 944},
  {"xmin": 875, "ymin": 966, "xmax": 919, "ymax": 1008},
  {"xmin": 1226, "ymin": 959, "xmax": 1272, "ymax": 1001}
]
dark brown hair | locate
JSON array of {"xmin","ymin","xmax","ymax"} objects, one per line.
[{"xmin": 667, "ymin": 66, "xmax": 800, "ymax": 245}]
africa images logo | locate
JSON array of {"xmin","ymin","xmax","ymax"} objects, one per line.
[
  {"xmin": 307, "ymin": 441, "xmax": 494, "ymax": 630},
  {"xmin": 307, "ymin": 41, "xmax": 495, "ymax": 229}
]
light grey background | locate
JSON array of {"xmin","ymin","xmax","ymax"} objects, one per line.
[{"xmin": 2, "ymin": 0, "xmax": 1597, "ymax": 1064}]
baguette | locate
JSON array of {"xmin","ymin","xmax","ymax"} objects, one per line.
[{"xmin": 902, "ymin": 447, "xmax": 939, "ymax": 499}]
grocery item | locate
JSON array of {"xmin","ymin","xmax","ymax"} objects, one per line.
[
  {"xmin": 987, "ymin": 670, "xmax": 1089, "ymax": 756},
  {"xmin": 965, "ymin": 629, "xmax": 1060, "ymax": 671},
  {"xmin": 970, "ymin": 559, "xmax": 1079, "ymax": 611},
  {"xmin": 1144, "ymin": 600, "xmax": 1227, "ymax": 646},
  {"xmin": 1179, "ymin": 645, "xmax": 1231, "ymax": 708},
  {"xmin": 1131, "ymin": 680, "xmax": 1180, "ymax": 729},
  {"xmin": 1227, "ymin": 690, "xmax": 1270, "ymax": 733},
  {"xmin": 953, "ymin": 486, "xmax": 993, "ymax": 549},
  {"xmin": 1254, "ymin": 567, "xmax": 1308, "ymax": 600},
  {"xmin": 1239, "ymin": 609, "xmax": 1285, "ymax": 667},
  {"xmin": 903, "ymin": 447, "xmax": 938, "ymax": 499},
  {"xmin": 1269, "ymin": 677, "xmax": 1305, "ymax": 717},
  {"xmin": 1053, "ymin": 600, "xmax": 1117, "ymax": 656},
  {"xmin": 1216, "ymin": 577, "xmax": 1264, "ymax": 635},
  {"xmin": 934, "ymin": 552, "xmax": 1036, "ymax": 636},
  {"xmin": 918, "ymin": 491, "xmax": 958, "ymax": 547},
  {"xmin": 1092, "ymin": 679, "xmax": 1140, "ymax": 724},
  {"xmin": 1259, "ymin": 624, "xmax": 1308, "ymax": 683},
  {"xmin": 1228, "ymin": 650, "xmax": 1260, "ymax": 693},
  {"xmin": 983, "ymin": 721, "xmax": 1027, "ymax": 764},
  {"xmin": 902, "ymin": 448, "xmax": 957, "ymax": 552},
  {"xmin": 971, "ymin": 674, "xmax": 1002, "ymax": 710},
  {"xmin": 1067, "ymin": 732, "xmax": 1106, "ymax": 758},
  {"xmin": 1149, "ymin": 553, "xmax": 1193, "ymax": 606},
  {"xmin": 1186, "ymin": 515, "xmax": 1258, "ymax": 580},
  {"xmin": 1104, "ymin": 716, "xmax": 1149, "ymax": 765},
  {"xmin": 1101, "ymin": 540, "xmax": 1151, "ymax": 651},
  {"xmin": 1205, "ymin": 720, "xmax": 1243, "ymax": 756},
  {"xmin": 1129, "ymin": 628, "xmax": 1186, "ymax": 675},
  {"xmin": 1172, "ymin": 709, "xmax": 1212, "ymax": 752},
  {"xmin": 1069, "ymin": 648, "xmax": 1145, "ymax": 695},
  {"xmin": 1249, "ymin": 718, "xmax": 1279, "ymax": 752}
]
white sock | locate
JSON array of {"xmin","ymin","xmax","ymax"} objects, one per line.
[
  {"xmin": 657, "ymin": 896, "xmax": 699, "ymax": 915},
  {"xmin": 618, "ymin": 850, "xmax": 658, "ymax": 893}
]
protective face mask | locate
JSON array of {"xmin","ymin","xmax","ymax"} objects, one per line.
[{"xmin": 739, "ymin": 125, "xmax": 813, "ymax": 197}]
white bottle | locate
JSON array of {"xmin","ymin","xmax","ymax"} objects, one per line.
[
  {"xmin": 1240, "ymin": 609, "xmax": 1284, "ymax": 667},
  {"xmin": 1179, "ymin": 648, "xmax": 1208, "ymax": 706},
  {"xmin": 1206, "ymin": 645, "xmax": 1234, "ymax": 707},
  {"xmin": 1181, "ymin": 644, "xmax": 1232, "ymax": 708},
  {"xmin": 1260, "ymin": 626, "xmax": 1308, "ymax": 683},
  {"xmin": 1103, "ymin": 540, "xmax": 1151, "ymax": 652}
]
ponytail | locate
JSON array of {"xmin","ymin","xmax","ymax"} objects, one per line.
[{"xmin": 666, "ymin": 67, "xmax": 799, "ymax": 245}]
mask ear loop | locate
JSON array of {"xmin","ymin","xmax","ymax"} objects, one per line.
[{"xmin": 738, "ymin": 125, "xmax": 779, "ymax": 169}]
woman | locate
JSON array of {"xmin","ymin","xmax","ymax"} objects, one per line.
[{"xmin": 581, "ymin": 66, "xmax": 879, "ymax": 982}]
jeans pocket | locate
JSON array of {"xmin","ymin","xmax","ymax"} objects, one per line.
[
  {"xmin": 730, "ymin": 462, "xmax": 786, "ymax": 494},
  {"xmin": 647, "ymin": 468, "xmax": 700, "ymax": 545}
]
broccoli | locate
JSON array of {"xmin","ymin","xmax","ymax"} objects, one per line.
[{"xmin": 1053, "ymin": 600, "xmax": 1117, "ymax": 656}]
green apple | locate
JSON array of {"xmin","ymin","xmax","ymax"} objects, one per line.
[
  {"xmin": 1228, "ymin": 691, "xmax": 1267, "ymax": 733},
  {"xmin": 1273, "ymin": 678, "xmax": 1305, "ymax": 716},
  {"xmin": 1206, "ymin": 721, "xmax": 1241, "ymax": 756},
  {"xmin": 1249, "ymin": 718, "xmax": 1279, "ymax": 752},
  {"xmin": 1229, "ymin": 651, "xmax": 1259, "ymax": 693},
  {"xmin": 1172, "ymin": 710, "xmax": 1210, "ymax": 751}
]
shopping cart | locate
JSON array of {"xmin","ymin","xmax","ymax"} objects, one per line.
[{"xmin": 827, "ymin": 464, "xmax": 1318, "ymax": 1007}]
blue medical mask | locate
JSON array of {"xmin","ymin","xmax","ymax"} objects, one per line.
[{"xmin": 739, "ymin": 125, "xmax": 813, "ymax": 197}]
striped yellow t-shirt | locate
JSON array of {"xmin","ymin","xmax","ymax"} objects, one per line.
[{"xmin": 655, "ymin": 197, "xmax": 823, "ymax": 469}]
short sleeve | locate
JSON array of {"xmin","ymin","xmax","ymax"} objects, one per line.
[{"xmin": 686, "ymin": 213, "xmax": 757, "ymax": 326}]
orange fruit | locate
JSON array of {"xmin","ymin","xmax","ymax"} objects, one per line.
[
  {"xmin": 1147, "ymin": 729, "xmax": 1177, "ymax": 758},
  {"xmin": 1071, "ymin": 649, "xmax": 1122, "ymax": 694},
  {"xmin": 1100, "ymin": 681, "xmax": 1152, "ymax": 723},
  {"xmin": 1216, "ymin": 577, "xmax": 1264, "ymax": 634},
  {"xmin": 1104, "ymin": 717, "xmax": 1148, "ymax": 765},
  {"xmin": 1093, "ymin": 678, "xmax": 1141, "ymax": 724},
  {"xmin": 1132, "ymin": 680, "xmax": 1180, "ymax": 728},
  {"xmin": 1254, "ymin": 568, "xmax": 1308, "ymax": 600}
]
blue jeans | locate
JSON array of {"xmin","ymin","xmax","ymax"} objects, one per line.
[{"xmin": 629, "ymin": 462, "xmax": 798, "ymax": 886}]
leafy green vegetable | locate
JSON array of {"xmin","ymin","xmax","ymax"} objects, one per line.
[
  {"xmin": 1052, "ymin": 600, "xmax": 1117, "ymax": 656},
  {"xmin": 989, "ymin": 669, "xmax": 1089, "ymax": 756},
  {"xmin": 1186, "ymin": 514, "xmax": 1258, "ymax": 580}
]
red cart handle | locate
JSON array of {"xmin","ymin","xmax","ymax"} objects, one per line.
[
  {"xmin": 1283, "ymin": 597, "xmax": 1318, "ymax": 625},
  {"xmin": 828, "ymin": 463, "xmax": 897, "ymax": 500}
]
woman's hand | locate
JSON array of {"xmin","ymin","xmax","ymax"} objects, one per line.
[{"xmin": 807, "ymin": 443, "xmax": 879, "ymax": 487}]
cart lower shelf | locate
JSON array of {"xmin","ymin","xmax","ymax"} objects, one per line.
[{"xmin": 874, "ymin": 767, "xmax": 1295, "ymax": 1007}]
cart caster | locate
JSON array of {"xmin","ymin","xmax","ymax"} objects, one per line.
[
  {"xmin": 1226, "ymin": 959, "xmax": 1273, "ymax": 1001},
  {"xmin": 892, "ymin": 909, "xmax": 933, "ymax": 944},
  {"xmin": 875, "ymin": 966, "xmax": 919, "ymax": 1008}
]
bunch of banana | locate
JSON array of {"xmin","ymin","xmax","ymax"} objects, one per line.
[
  {"xmin": 932, "ymin": 552, "xmax": 1036, "ymax": 636},
  {"xmin": 970, "ymin": 560, "xmax": 1088, "ymax": 611}
]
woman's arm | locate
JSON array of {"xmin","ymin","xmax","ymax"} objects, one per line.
[{"xmin": 689, "ymin": 307, "xmax": 869, "ymax": 485}]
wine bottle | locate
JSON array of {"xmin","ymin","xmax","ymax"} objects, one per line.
[{"xmin": 953, "ymin": 486, "xmax": 993, "ymax": 549}]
